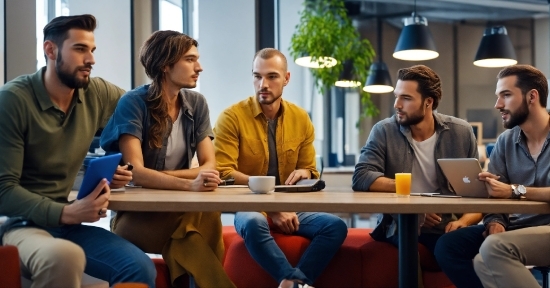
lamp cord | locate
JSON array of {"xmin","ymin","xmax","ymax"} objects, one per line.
[{"xmin": 377, "ymin": 18, "xmax": 383, "ymax": 62}]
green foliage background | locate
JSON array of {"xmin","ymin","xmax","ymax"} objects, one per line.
[{"xmin": 290, "ymin": 0, "xmax": 379, "ymax": 117}]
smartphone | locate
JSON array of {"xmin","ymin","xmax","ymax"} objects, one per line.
[{"xmin": 221, "ymin": 178, "xmax": 235, "ymax": 186}]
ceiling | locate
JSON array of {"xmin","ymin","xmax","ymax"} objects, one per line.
[{"xmin": 345, "ymin": 0, "xmax": 549, "ymax": 24}]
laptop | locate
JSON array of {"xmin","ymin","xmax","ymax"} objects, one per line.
[
  {"xmin": 274, "ymin": 179, "xmax": 326, "ymax": 192},
  {"xmin": 437, "ymin": 158, "xmax": 488, "ymax": 198}
]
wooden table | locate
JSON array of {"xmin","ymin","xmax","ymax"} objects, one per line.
[{"xmin": 102, "ymin": 187, "xmax": 550, "ymax": 288}]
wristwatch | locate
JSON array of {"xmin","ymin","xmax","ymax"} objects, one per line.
[{"xmin": 511, "ymin": 184, "xmax": 526, "ymax": 199}]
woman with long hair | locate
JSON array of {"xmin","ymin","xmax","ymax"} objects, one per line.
[{"xmin": 100, "ymin": 30, "xmax": 235, "ymax": 288}]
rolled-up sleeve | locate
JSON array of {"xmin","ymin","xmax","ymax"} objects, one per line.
[
  {"xmin": 213, "ymin": 110, "xmax": 241, "ymax": 179},
  {"xmin": 352, "ymin": 123, "xmax": 386, "ymax": 191},
  {"xmin": 100, "ymin": 93, "xmax": 146, "ymax": 152},
  {"xmin": 296, "ymin": 117, "xmax": 319, "ymax": 179},
  {"xmin": 194, "ymin": 95, "xmax": 214, "ymax": 142}
]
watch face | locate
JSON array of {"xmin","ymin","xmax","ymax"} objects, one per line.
[{"xmin": 518, "ymin": 185, "xmax": 527, "ymax": 194}]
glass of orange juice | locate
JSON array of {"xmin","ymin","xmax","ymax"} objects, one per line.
[{"xmin": 395, "ymin": 173, "xmax": 411, "ymax": 197}]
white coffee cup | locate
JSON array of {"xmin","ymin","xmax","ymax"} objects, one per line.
[{"xmin": 248, "ymin": 176, "xmax": 275, "ymax": 194}]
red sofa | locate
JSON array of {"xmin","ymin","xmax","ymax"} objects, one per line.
[
  {"xmin": 0, "ymin": 245, "xmax": 21, "ymax": 288},
  {"xmin": 2, "ymin": 227, "xmax": 454, "ymax": 288},
  {"xmin": 155, "ymin": 226, "xmax": 455, "ymax": 288}
]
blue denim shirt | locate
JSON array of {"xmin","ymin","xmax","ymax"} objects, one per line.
[
  {"xmin": 483, "ymin": 124, "xmax": 550, "ymax": 230},
  {"xmin": 353, "ymin": 112, "xmax": 479, "ymax": 239},
  {"xmin": 100, "ymin": 85, "xmax": 213, "ymax": 170}
]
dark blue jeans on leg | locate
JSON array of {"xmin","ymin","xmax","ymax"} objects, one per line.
[
  {"xmin": 45, "ymin": 224, "xmax": 156, "ymax": 287},
  {"xmin": 234, "ymin": 212, "xmax": 348, "ymax": 285},
  {"xmin": 434, "ymin": 224, "xmax": 485, "ymax": 288}
]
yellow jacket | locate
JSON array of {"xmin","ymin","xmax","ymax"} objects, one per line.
[{"xmin": 214, "ymin": 96, "xmax": 319, "ymax": 182}]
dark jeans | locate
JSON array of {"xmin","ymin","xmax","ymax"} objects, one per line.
[
  {"xmin": 434, "ymin": 224, "xmax": 485, "ymax": 288},
  {"xmin": 234, "ymin": 212, "xmax": 348, "ymax": 285},
  {"xmin": 45, "ymin": 224, "xmax": 156, "ymax": 287}
]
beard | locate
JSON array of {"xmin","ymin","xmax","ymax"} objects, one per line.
[
  {"xmin": 395, "ymin": 103, "xmax": 426, "ymax": 126},
  {"xmin": 56, "ymin": 52, "xmax": 92, "ymax": 89},
  {"xmin": 501, "ymin": 96, "xmax": 529, "ymax": 129},
  {"xmin": 257, "ymin": 90, "xmax": 282, "ymax": 105}
]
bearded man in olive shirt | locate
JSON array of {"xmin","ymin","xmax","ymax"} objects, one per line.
[{"xmin": 0, "ymin": 15, "xmax": 155, "ymax": 287}]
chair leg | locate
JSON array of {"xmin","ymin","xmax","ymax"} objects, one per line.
[
  {"xmin": 534, "ymin": 267, "xmax": 550, "ymax": 288},
  {"xmin": 543, "ymin": 270, "xmax": 548, "ymax": 288}
]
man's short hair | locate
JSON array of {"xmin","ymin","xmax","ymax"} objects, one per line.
[
  {"xmin": 253, "ymin": 48, "xmax": 287, "ymax": 72},
  {"xmin": 397, "ymin": 65, "xmax": 442, "ymax": 109},
  {"xmin": 497, "ymin": 65, "xmax": 548, "ymax": 107},
  {"xmin": 43, "ymin": 14, "xmax": 97, "ymax": 48}
]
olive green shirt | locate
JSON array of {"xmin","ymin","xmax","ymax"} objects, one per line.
[{"xmin": 0, "ymin": 68, "xmax": 124, "ymax": 227}]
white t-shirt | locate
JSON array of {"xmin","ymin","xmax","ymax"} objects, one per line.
[
  {"xmin": 165, "ymin": 109, "xmax": 186, "ymax": 170},
  {"xmin": 410, "ymin": 132, "xmax": 439, "ymax": 194}
]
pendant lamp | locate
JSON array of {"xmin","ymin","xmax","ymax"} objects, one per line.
[
  {"xmin": 473, "ymin": 26, "xmax": 517, "ymax": 68},
  {"xmin": 393, "ymin": 0, "xmax": 438, "ymax": 61},
  {"xmin": 335, "ymin": 60, "xmax": 361, "ymax": 88},
  {"xmin": 364, "ymin": 19, "xmax": 394, "ymax": 93},
  {"xmin": 295, "ymin": 53, "xmax": 337, "ymax": 69}
]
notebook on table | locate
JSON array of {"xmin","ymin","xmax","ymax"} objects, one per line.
[
  {"xmin": 436, "ymin": 158, "xmax": 488, "ymax": 198},
  {"xmin": 274, "ymin": 179, "xmax": 326, "ymax": 192}
]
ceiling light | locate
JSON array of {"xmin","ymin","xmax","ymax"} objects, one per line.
[
  {"xmin": 474, "ymin": 26, "xmax": 517, "ymax": 68},
  {"xmin": 393, "ymin": 13, "xmax": 438, "ymax": 61},
  {"xmin": 364, "ymin": 19, "xmax": 394, "ymax": 94},
  {"xmin": 295, "ymin": 54, "xmax": 337, "ymax": 69},
  {"xmin": 335, "ymin": 60, "xmax": 361, "ymax": 88}
]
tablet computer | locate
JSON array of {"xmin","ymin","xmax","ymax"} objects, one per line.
[{"xmin": 76, "ymin": 153, "xmax": 122, "ymax": 200}]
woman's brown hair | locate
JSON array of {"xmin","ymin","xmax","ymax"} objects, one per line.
[{"xmin": 139, "ymin": 30, "xmax": 198, "ymax": 148}]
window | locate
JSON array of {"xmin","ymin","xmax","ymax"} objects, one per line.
[
  {"xmin": 160, "ymin": 0, "xmax": 183, "ymax": 32},
  {"xmin": 36, "ymin": 0, "xmax": 69, "ymax": 70}
]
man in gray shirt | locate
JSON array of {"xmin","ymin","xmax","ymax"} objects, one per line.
[
  {"xmin": 436, "ymin": 65, "xmax": 550, "ymax": 288},
  {"xmin": 353, "ymin": 65, "xmax": 482, "ymax": 285}
]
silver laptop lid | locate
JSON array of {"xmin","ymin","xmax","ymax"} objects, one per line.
[{"xmin": 437, "ymin": 158, "xmax": 488, "ymax": 198}]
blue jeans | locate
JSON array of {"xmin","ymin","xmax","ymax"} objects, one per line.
[
  {"xmin": 45, "ymin": 224, "xmax": 156, "ymax": 287},
  {"xmin": 434, "ymin": 224, "xmax": 485, "ymax": 288},
  {"xmin": 234, "ymin": 212, "xmax": 347, "ymax": 285}
]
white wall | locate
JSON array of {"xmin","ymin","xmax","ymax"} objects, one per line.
[
  {"xmin": 133, "ymin": 0, "xmax": 153, "ymax": 87},
  {"xmin": 0, "ymin": 0, "xmax": 4, "ymax": 85},
  {"xmin": 5, "ymin": 0, "xmax": 36, "ymax": 82},
  {"xmin": 535, "ymin": 17, "xmax": 549, "ymax": 77},
  {"xmin": 279, "ymin": 0, "xmax": 306, "ymax": 108},
  {"xmin": 198, "ymin": 0, "xmax": 255, "ymax": 125},
  {"xmin": 67, "ymin": 0, "xmax": 132, "ymax": 90}
]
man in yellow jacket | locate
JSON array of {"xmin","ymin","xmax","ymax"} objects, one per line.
[{"xmin": 214, "ymin": 48, "xmax": 347, "ymax": 288}]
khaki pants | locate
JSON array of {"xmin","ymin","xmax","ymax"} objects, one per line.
[
  {"xmin": 474, "ymin": 226, "xmax": 550, "ymax": 288},
  {"xmin": 3, "ymin": 227, "xmax": 86, "ymax": 288}
]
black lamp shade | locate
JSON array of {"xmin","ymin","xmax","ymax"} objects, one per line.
[
  {"xmin": 473, "ymin": 26, "xmax": 517, "ymax": 68},
  {"xmin": 393, "ymin": 15, "xmax": 439, "ymax": 61},
  {"xmin": 335, "ymin": 61, "xmax": 361, "ymax": 87},
  {"xmin": 363, "ymin": 62, "xmax": 394, "ymax": 93}
]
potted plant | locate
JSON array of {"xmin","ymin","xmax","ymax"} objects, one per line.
[{"xmin": 290, "ymin": 0, "xmax": 378, "ymax": 117}]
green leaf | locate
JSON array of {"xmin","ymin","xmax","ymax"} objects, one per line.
[{"xmin": 289, "ymin": 0, "xmax": 378, "ymax": 119}]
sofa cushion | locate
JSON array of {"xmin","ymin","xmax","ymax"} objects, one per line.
[
  {"xmin": 224, "ymin": 228, "xmax": 370, "ymax": 288},
  {"xmin": 360, "ymin": 234, "xmax": 453, "ymax": 288},
  {"xmin": 0, "ymin": 245, "xmax": 21, "ymax": 288}
]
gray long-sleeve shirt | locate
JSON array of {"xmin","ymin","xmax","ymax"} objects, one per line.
[
  {"xmin": 353, "ymin": 112, "xmax": 478, "ymax": 239},
  {"xmin": 483, "ymin": 124, "xmax": 550, "ymax": 229}
]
